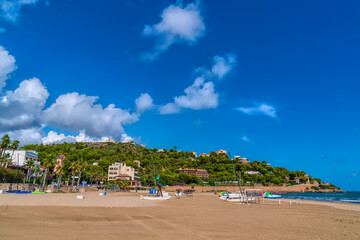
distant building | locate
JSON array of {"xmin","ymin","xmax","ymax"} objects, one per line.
[
  {"xmin": 140, "ymin": 144, "xmax": 146, "ymax": 148},
  {"xmin": 216, "ymin": 149, "xmax": 227, "ymax": 155},
  {"xmin": 191, "ymin": 152, "xmax": 197, "ymax": 157},
  {"xmin": 199, "ymin": 153, "xmax": 210, "ymax": 157},
  {"xmin": 244, "ymin": 171, "xmax": 260, "ymax": 175},
  {"xmin": 234, "ymin": 156, "xmax": 250, "ymax": 164},
  {"xmin": 134, "ymin": 160, "xmax": 141, "ymax": 167},
  {"xmin": 266, "ymin": 163, "xmax": 272, "ymax": 166},
  {"xmin": 105, "ymin": 138, "xmax": 116, "ymax": 143},
  {"xmin": 157, "ymin": 149, "xmax": 165, "ymax": 152},
  {"xmin": 176, "ymin": 168, "xmax": 209, "ymax": 178},
  {"xmin": 92, "ymin": 162, "xmax": 98, "ymax": 165},
  {"xmin": 108, "ymin": 162, "xmax": 140, "ymax": 186},
  {"xmin": 54, "ymin": 154, "xmax": 66, "ymax": 173},
  {"xmin": 5, "ymin": 150, "xmax": 39, "ymax": 167}
]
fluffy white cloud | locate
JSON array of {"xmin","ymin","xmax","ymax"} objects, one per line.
[
  {"xmin": 0, "ymin": 78, "xmax": 49, "ymax": 130},
  {"xmin": 237, "ymin": 103, "xmax": 277, "ymax": 118},
  {"xmin": 159, "ymin": 102, "xmax": 180, "ymax": 114},
  {"xmin": 42, "ymin": 130, "xmax": 137, "ymax": 145},
  {"xmin": 159, "ymin": 53, "xmax": 235, "ymax": 114},
  {"xmin": 0, "ymin": 46, "xmax": 16, "ymax": 90},
  {"xmin": 211, "ymin": 54, "xmax": 236, "ymax": 79},
  {"xmin": 120, "ymin": 133, "xmax": 134, "ymax": 143},
  {"xmin": 41, "ymin": 130, "xmax": 110, "ymax": 144},
  {"xmin": 0, "ymin": 0, "xmax": 38, "ymax": 22},
  {"xmin": 135, "ymin": 93, "xmax": 154, "ymax": 114},
  {"xmin": 5, "ymin": 127, "xmax": 43, "ymax": 146},
  {"xmin": 142, "ymin": 1, "xmax": 205, "ymax": 60},
  {"xmin": 174, "ymin": 77, "xmax": 218, "ymax": 110},
  {"xmin": 42, "ymin": 92, "xmax": 139, "ymax": 138}
]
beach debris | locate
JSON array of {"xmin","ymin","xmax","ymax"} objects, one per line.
[{"xmin": 77, "ymin": 195, "xmax": 85, "ymax": 199}]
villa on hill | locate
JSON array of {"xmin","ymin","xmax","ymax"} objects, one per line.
[{"xmin": 177, "ymin": 168, "xmax": 209, "ymax": 178}]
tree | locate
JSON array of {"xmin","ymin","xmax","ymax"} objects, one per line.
[
  {"xmin": 9, "ymin": 140, "xmax": 20, "ymax": 162},
  {"xmin": 3, "ymin": 153, "xmax": 12, "ymax": 168},
  {"xmin": 24, "ymin": 159, "xmax": 35, "ymax": 182},
  {"xmin": 69, "ymin": 161, "xmax": 77, "ymax": 187},
  {"xmin": 1, "ymin": 134, "xmax": 11, "ymax": 166},
  {"xmin": 42, "ymin": 153, "xmax": 55, "ymax": 191},
  {"xmin": 56, "ymin": 165, "xmax": 65, "ymax": 191},
  {"xmin": 31, "ymin": 164, "xmax": 41, "ymax": 184}
]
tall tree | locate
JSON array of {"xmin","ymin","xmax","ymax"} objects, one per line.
[
  {"xmin": 42, "ymin": 153, "xmax": 55, "ymax": 191},
  {"xmin": 10, "ymin": 139, "xmax": 20, "ymax": 160},
  {"xmin": 24, "ymin": 159, "xmax": 35, "ymax": 182},
  {"xmin": 31, "ymin": 164, "xmax": 41, "ymax": 184},
  {"xmin": 1, "ymin": 134, "xmax": 11, "ymax": 166}
]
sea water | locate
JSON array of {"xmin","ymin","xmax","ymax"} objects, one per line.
[{"xmin": 280, "ymin": 191, "xmax": 360, "ymax": 203}]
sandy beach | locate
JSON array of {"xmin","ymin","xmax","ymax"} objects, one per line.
[{"xmin": 0, "ymin": 192, "xmax": 359, "ymax": 240}]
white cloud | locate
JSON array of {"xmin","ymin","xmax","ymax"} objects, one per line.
[
  {"xmin": 0, "ymin": 78, "xmax": 49, "ymax": 130},
  {"xmin": 0, "ymin": 46, "xmax": 16, "ymax": 91},
  {"xmin": 42, "ymin": 92, "xmax": 139, "ymax": 138},
  {"xmin": 174, "ymin": 77, "xmax": 218, "ymax": 110},
  {"xmin": 42, "ymin": 130, "xmax": 137, "ymax": 145},
  {"xmin": 241, "ymin": 136, "xmax": 250, "ymax": 142},
  {"xmin": 142, "ymin": 1, "xmax": 205, "ymax": 60},
  {"xmin": 159, "ymin": 53, "xmax": 235, "ymax": 114},
  {"xmin": 120, "ymin": 133, "xmax": 134, "ymax": 143},
  {"xmin": 5, "ymin": 127, "xmax": 43, "ymax": 146},
  {"xmin": 211, "ymin": 54, "xmax": 236, "ymax": 79},
  {"xmin": 237, "ymin": 103, "xmax": 277, "ymax": 118},
  {"xmin": 0, "ymin": 0, "xmax": 38, "ymax": 22},
  {"xmin": 135, "ymin": 93, "xmax": 154, "ymax": 114},
  {"xmin": 41, "ymin": 130, "xmax": 110, "ymax": 144},
  {"xmin": 159, "ymin": 102, "xmax": 180, "ymax": 114}
]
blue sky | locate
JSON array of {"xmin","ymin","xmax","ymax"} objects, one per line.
[{"xmin": 0, "ymin": 0, "xmax": 359, "ymax": 190}]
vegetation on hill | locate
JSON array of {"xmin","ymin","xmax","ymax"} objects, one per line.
[{"xmin": 15, "ymin": 141, "xmax": 340, "ymax": 190}]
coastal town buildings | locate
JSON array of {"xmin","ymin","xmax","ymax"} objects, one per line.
[
  {"xmin": 176, "ymin": 168, "xmax": 209, "ymax": 178},
  {"xmin": 191, "ymin": 152, "xmax": 197, "ymax": 157},
  {"xmin": 216, "ymin": 149, "xmax": 227, "ymax": 155},
  {"xmin": 244, "ymin": 171, "xmax": 261, "ymax": 175},
  {"xmin": 108, "ymin": 162, "xmax": 140, "ymax": 186},
  {"xmin": 105, "ymin": 138, "xmax": 116, "ymax": 143},
  {"xmin": 4, "ymin": 150, "xmax": 39, "ymax": 167},
  {"xmin": 234, "ymin": 156, "xmax": 250, "ymax": 164},
  {"xmin": 199, "ymin": 153, "xmax": 210, "ymax": 157}
]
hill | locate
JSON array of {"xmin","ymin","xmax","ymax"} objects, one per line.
[{"xmin": 21, "ymin": 142, "xmax": 340, "ymax": 191}]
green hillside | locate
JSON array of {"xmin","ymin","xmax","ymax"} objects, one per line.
[{"xmin": 19, "ymin": 141, "xmax": 339, "ymax": 190}]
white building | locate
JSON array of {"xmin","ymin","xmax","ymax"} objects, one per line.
[
  {"xmin": 108, "ymin": 162, "xmax": 140, "ymax": 186},
  {"xmin": 244, "ymin": 171, "xmax": 261, "ymax": 175},
  {"xmin": 4, "ymin": 150, "xmax": 39, "ymax": 167}
]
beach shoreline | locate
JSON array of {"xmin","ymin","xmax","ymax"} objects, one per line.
[{"xmin": 0, "ymin": 192, "xmax": 359, "ymax": 240}]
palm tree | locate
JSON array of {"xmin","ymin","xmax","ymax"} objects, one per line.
[
  {"xmin": 76, "ymin": 159, "xmax": 86, "ymax": 190},
  {"xmin": 31, "ymin": 164, "xmax": 41, "ymax": 184},
  {"xmin": 69, "ymin": 161, "xmax": 78, "ymax": 187},
  {"xmin": 9, "ymin": 139, "xmax": 20, "ymax": 160},
  {"xmin": 56, "ymin": 165, "xmax": 65, "ymax": 191},
  {"xmin": 3, "ymin": 153, "xmax": 12, "ymax": 168},
  {"xmin": 121, "ymin": 180, "xmax": 130, "ymax": 191},
  {"xmin": 42, "ymin": 153, "xmax": 55, "ymax": 191},
  {"xmin": 24, "ymin": 159, "xmax": 35, "ymax": 182},
  {"xmin": 1, "ymin": 134, "xmax": 11, "ymax": 166}
]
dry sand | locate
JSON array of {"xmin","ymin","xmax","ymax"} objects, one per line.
[{"xmin": 0, "ymin": 192, "xmax": 359, "ymax": 240}]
